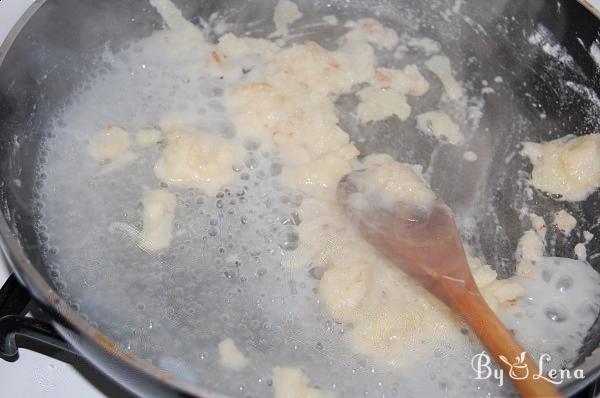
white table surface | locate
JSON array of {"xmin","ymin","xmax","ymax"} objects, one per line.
[{"xmin": 1, "ymin": 0, "xmax": 600, "ymax": 397}]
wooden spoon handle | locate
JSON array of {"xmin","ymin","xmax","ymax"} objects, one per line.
[{"xmin": 450, "ymin": 287, "xmax": 562, "ymax": 398}]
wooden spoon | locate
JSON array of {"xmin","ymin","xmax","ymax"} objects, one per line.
[{"xmin": 337, "ymin": 173, "xmax": 562, "ymax": 398}]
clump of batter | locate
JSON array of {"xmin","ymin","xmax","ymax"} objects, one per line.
[{"xmin": 522, "ymin": 134, "xmax": 600, "ymax": 201}]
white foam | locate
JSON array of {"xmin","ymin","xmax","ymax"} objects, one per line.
[{"xmin": 590, "ymin": 41, "xmax": 600, "ymax": 69}]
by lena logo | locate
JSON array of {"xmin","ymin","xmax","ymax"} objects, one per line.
[
  {"xmin": 471, "ymin": 351, "xmax": 585, "ymax": 387},
  {"xmin": 499, "ymin": 352, "xmax": 529, "ymax": 380}
]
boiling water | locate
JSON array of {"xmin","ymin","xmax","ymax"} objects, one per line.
[
  {"xmin": 502, "ymin": 257, "xmax": 600, "ymax": 370},
  {"xmin": 33, "ymin": 1, "xmax": 600, "ymax": 397}
]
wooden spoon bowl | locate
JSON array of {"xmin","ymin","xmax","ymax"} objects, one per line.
[{"xmin": 338, "ymin": 172, "xmax": 561, "ymax": 398}]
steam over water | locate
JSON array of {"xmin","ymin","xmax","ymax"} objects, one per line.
[{"xmin": 32, "ymin": 1, "xmax": 600, "ymax": 397}]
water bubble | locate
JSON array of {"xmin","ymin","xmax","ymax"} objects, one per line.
[
  {"xmin": 541, "ymin": 269, "xmax": 553, "ymax": 282},
  {"xmin": 39, "ymin": 232, "xmax": 49, "ymax": 242},
  {"xmin": 555, "ymin": 276, "xmax": 573, "ymax": 292},
  {"xmin": 270, "ymin": 163, "xmax": 282, "ymax": 176},
  {"xmin": 438, "ymin": 381, "xmax": 452, "ymax": 391},
  {"xmin": 544, "ymin": 303, "xmax": 568, "ymax": 322},
  {"xmin": 291, "ymin": 212, "xmax": 301, "ymax": 225},
  {"xmin": 245, "ymin": 157, "xmax": 259, "ymax": 170},
  {"xmin": 207, "ymin": 100, "xmax": 224, "ymax": 112},
  {"xmin": 309, "ymin": 266, "xmax": 326, "ymax": 280},
  {"xmin": 256, "ymin": 170, "xmax": 267, "ymax": 180},
  {"xmin": 279, "ymin": 231, "xmax": 299, "ymax": 251},
  {"xmin": 244, "ymin": 140, "xmax": 259, "ymax": 151}
]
